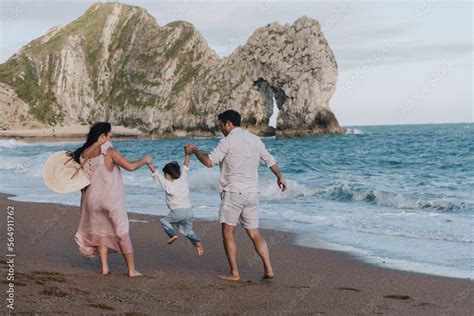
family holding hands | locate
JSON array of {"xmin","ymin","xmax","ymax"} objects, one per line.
[{"xmin": 72, "ymin": 110, "xmax": 287, "ymax": 281}]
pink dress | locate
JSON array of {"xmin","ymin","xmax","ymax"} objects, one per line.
[{"xmin": 74, "ymin": 142, "xmax": 133, "ymax": 257}]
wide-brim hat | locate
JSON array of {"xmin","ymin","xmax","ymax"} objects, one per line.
[{"xmin": 43, "ymin": 151, "xmax": 91, "ymax": 194}]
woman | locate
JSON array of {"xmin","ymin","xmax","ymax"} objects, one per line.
[{"xmin": 71, "ymin": 122, "xmax": 151, "ymax": 277}]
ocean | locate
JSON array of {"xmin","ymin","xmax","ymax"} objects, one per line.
[{"xmin": 0, "ymin": 123, "xmax": 472, "ymax": 279}]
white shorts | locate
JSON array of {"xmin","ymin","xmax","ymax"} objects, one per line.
[{"xmin": 219, "ymin": 192, "xmax": 259, "ymax": 229}]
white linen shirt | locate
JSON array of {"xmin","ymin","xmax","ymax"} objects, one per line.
[
  {"xmin": 208, "ymin": 127, "xmax": 276, "ymax": 193},
  {"xmin": 152, "ymin": 165, "xmax": 192, "ymax": 210}
]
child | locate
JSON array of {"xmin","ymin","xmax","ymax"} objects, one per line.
[{"xmin": 146, "ymin": 149, "xmax": 204, "ymax": 256}]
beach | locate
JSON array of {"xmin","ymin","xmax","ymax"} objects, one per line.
[
  {"xmin": 1, "ymin": 193, "xmax": 472, "ymax": 314},
  {"xmin": 0, "ymin": 125, "xmax": 147, "ymax": 142},
  {"xmin": 1, "ymin": 125, "xmax": 472, "ymax": 280}
]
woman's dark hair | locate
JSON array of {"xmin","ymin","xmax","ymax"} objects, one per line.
[
  {"xmin": 163, "ymin": 161, "xmax": 181, "ymax": 179},
  {"xmin": 218, "ymin": 110, "xmax": 241, "ymax": 127},
  {"xmin": 71, "ymin": 122, "xmax": 112, "ymax": 163}
]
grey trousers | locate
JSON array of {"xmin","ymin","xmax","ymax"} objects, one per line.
[{"xmin": 160, "ymin": 208, "xmax": 200, "ymax": 245}]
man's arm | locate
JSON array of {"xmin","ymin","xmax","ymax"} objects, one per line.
[
  {"xmin": 185, "ymin": 144, "xmax": 213, "ymax": 168},
  {"xmin": 259, "ymin": 140, "xmax": 286, "ymax": 192},
  {"xmin": 270, "ymin": 164, "xmax": 287, "ymax": 192}
]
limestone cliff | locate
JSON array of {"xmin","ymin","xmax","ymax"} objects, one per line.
[{"xmin": 0, "ymin": 2, "xmax": 345, "ymax": 137}]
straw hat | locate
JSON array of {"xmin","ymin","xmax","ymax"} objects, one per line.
[{"xmin": 43, "ymin": 151, "xmax": 90, "ymax": 194}]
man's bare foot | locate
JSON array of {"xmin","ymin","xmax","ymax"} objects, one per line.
[
  {"xmin": 99, "ymin": 270, "xmax": 110, "ymax": 276},
  {"xmin": 262, "ymin": 273, "xmax": 274, "ymax": 279},
  {"xmin": 128, "ymin": 270, "xmax": 143, "ymax": 277},
  {"xmin": 195, "ymin": 242, "xmax": 204, "ymax": 256},
  {"xmin": 167, "ymin": 236, "xmax": 178, "ymax": 244},
  {"xmin": 218, "ymin": 274, "xmax": 240, "ymax": 281}
]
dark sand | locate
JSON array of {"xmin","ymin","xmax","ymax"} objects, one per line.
[{"xmin": 0, "ymin": 193, "xmax": 472, "ymax": 315}]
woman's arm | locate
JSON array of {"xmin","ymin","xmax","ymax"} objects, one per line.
[{"xmin": 109, "ymin": 148, "xmax": 151, "ymax": 171}]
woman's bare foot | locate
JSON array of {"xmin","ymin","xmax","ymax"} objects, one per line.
[
  {"xmin": 218, "ymin": 274, "xmax": 240, "ymax": 281},
  {"xmin": 195, "ymin": 242, "xmax": 204, "ymax": 256},
  {"xmin": 167, "ymin": 236, "xmax": 178, "ymax": 244},
  {"xmin": 128, "ymin": 270, "xmax": 143, "ymax": 277},
  {"xmin": 99, "ymin": 270, "xmax": 110, "ymax": 276}
]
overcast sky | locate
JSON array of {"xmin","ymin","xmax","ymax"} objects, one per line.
[{"xmin": 0, "ymin": 0, "xmax": 472, "ymax": 126}]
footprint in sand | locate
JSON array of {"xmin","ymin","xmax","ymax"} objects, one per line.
[
  {"xmin": 287, "ymin": 285, "xmax": 311, "ymax": 289},
  {"xmin": 337, "ymin": 287, "xmax": 361, "ymax": 292},
  {"xmin": 88, "ymin": 303, "xmax": 114, "ymax": 311},
  {"xmin": 413, "ymin": 302, "xmax": 433, "ymax": 307},
  {"xmin": 22, "ymin": 271, "xmax": 67, "ymax": 284},
  {"xmin": 39, "ymin": 286, "xmax": 69, "ymax": 297},
  {"xmin": 384, "ymin": 294, "xmax": 411, "ymax": 300}
]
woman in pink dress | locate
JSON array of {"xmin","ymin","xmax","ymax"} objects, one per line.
[{"xmin": 71, "ymin": 122, "xmax": 151, "ymax": 277}]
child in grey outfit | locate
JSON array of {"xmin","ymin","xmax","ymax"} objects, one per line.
[{"xmin": 146, "ymin": 149, "xmax": 204, "ymax": 256}]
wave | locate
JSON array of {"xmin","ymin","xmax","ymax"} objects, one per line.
[
  {"xmin": 0, "ymin": 158, "xmax": 28, "ymax": 172},
  {"xmin": 1, "ymin": 150, "xmax": 469, "ymax": 213},
  {"xmin": 0, "ymin": 151, "xmax": 53, "ymax": 177},
  {"xmin": 345, "ymin": 128, "xmax": 364, "ymax": 135},
  {"xmin": 319, "ymin": 182, "xmax": 470, "ymax": 212},
  {"xmin": 343, "ymin": 225, "xmax": 474, "ymax": 243},
  {"xmin": 0, "ymin": 139, "xmax": 30, "ymax": 148},
  {"xmin": 258, "ymin": 180, "xmax": 470, "ymax": 213},
  {"xmin": 0, "ymin": 139, "xmax": 81, "ymax": 149},
  {"xmin": 115, "ymin": 175, "xmax": 473, "ymax": 213},
  {"xmin": 260, "ymin": 179, "xmax": 318, "ymax": 199},
  {"xmin": 279, "ymin": 210, "xmax": 328, "ymax": 224},
  {"xmin": 188, "ymin": 168, "xmax": 220, "ymax": 192}
]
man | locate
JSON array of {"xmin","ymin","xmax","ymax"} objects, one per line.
[{"xmin": 185, "ymin": 109, "xmax": 287, "ymax": 281}]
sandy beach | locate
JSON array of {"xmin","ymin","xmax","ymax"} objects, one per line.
[
  {"xmin": 0, "ymin": 125, "xmax": 147, "ymax": 142},
  {"xmin": 0, "ymin": 193, "xmax": 472, "ymax": 315}
]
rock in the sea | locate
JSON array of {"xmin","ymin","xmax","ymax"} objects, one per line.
[{"xmin": 0, "ymin": 2, "xmax": 345, "ymax": 137}]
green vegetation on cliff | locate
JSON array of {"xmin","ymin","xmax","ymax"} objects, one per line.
[{"xmin": 0, "ymin": 56, "xmax": 61, "ymax": 124}]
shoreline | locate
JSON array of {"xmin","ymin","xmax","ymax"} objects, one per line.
[
  {"xmin": 0, "ymin": 125, "xmax": 149, "ymax": 142},
  {"xmin": 6, "ymin": 192, "xmax": 473, "ymax": 281},
  {"xmin": 6, "ymin": 191, "xmax": 472, "ymax": 281},
  {"xmin": 1, "ymin": 193, "xmax": 472, "ymax": 314},
  {"xmin": 0, "ymin": 124, "xmax": 347, "ymax": 142}
]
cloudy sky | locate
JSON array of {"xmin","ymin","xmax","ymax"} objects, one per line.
[{"xmin": 0, "ymin": 0, "xmax": 472, "ymax": 126}]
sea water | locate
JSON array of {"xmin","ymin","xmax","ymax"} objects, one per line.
[{"xmin": 0, "ymin": 123, "xmax": 472, "ymax": 279}]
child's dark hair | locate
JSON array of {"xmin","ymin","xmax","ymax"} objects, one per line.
[{"xmin": 163, "ymin": 161, "xmax": 181, "ymax": 179}]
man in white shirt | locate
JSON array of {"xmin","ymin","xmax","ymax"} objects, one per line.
[{"xmin": 186, "ymin": 110, "xmax": 287, "ymax": 281}]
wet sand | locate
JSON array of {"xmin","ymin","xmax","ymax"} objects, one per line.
[
  {"xmin": 0, "ymin": 193, "xmax": 472, "ymax": 315},
  {"xmin": 0, "ymin": 125, "xmax": 147, "ymax": 142}
]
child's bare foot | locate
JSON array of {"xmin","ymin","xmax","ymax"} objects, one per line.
[
  {"xmin": 128, "ymin": 270, "xmax": 143, "ymax": 277},
  {"xmin": 195, "ymin": 242, "xmax": 204, "ymax": 256},
  {"xmin": 167, "ymin": 236, "xmax": 178, "ymax": 244},
  {"xmin": 218, "ymin": 273, "xmax": 240, "ymax": 281}
]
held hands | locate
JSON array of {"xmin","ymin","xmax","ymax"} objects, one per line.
[
  {"xmin": 144, "ymin": 156, "xmax": 156, "ymax": 173},
  {"xmin": 184, "ymin": 144, "xmax": 196, "ymax": 155},
  {"xmin": 277, "ymin": 177, "xmax": 287, "ymax": 192},
  {"xmin": 143, "ymin": 156, "xmax": 153, "ymax": 165}
]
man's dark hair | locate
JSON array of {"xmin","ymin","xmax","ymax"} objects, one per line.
[
  {"xmin": 218, "ymin": 110, "xmax": 241, "ymax": 127},
  {"xmin": 162, "ymin": 161, "xmax": 181, "ymax": 179}
]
